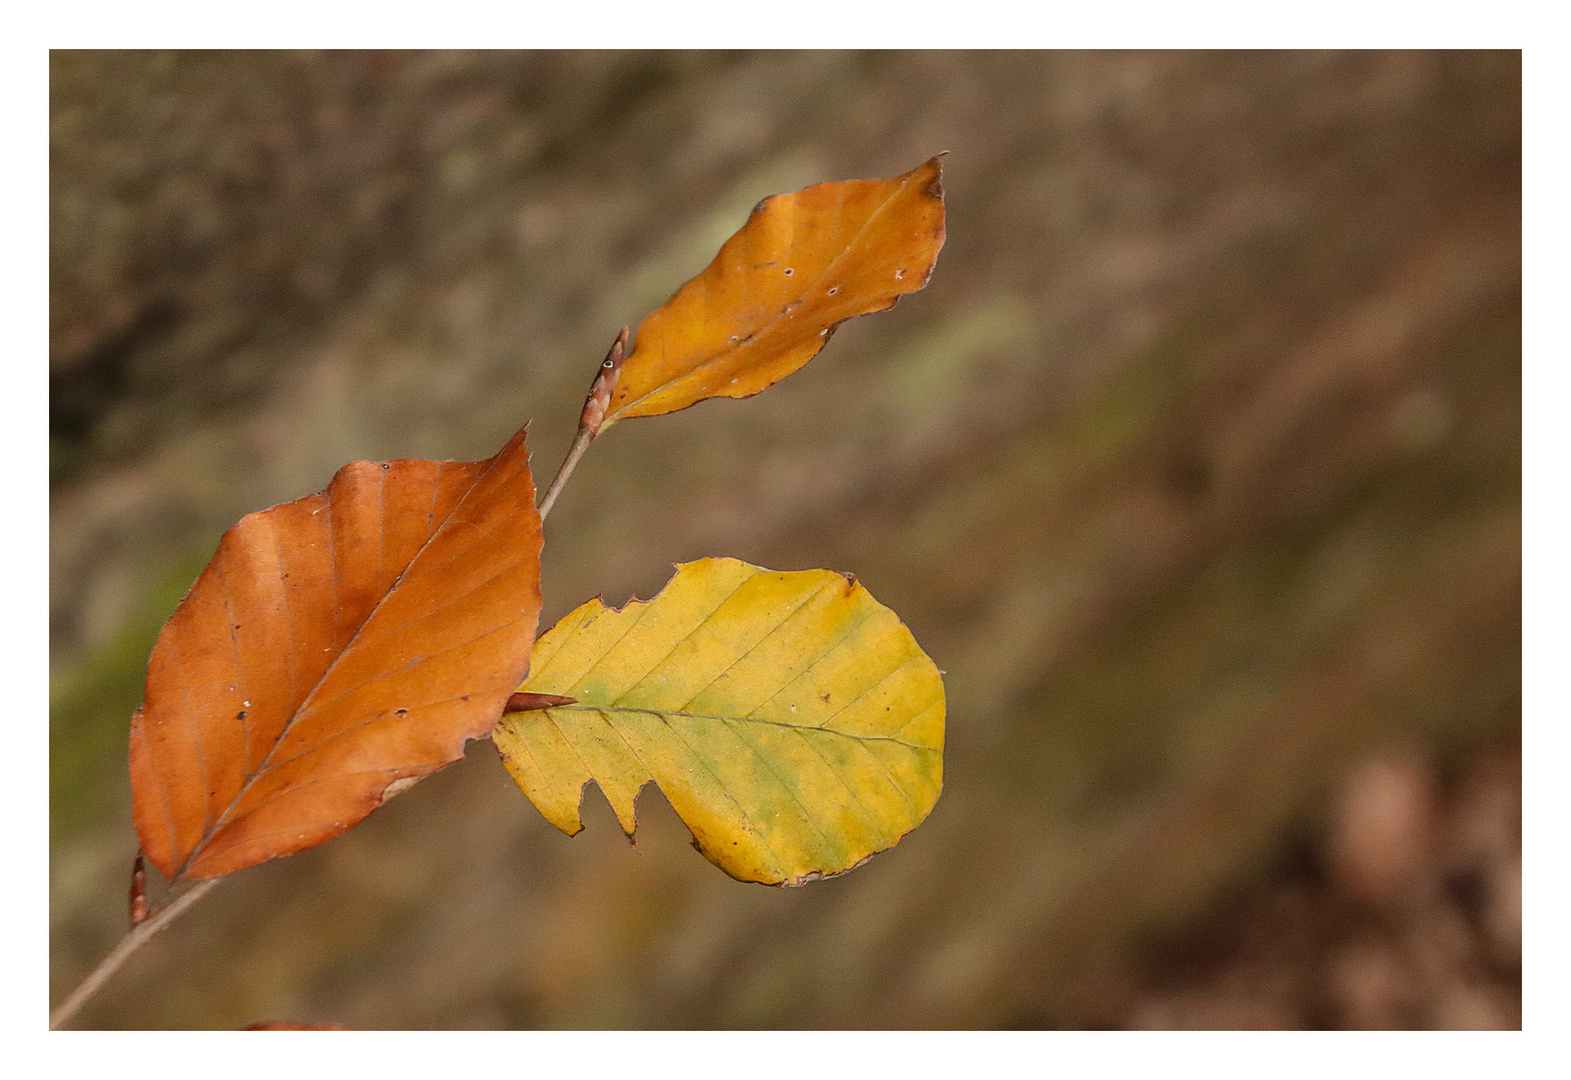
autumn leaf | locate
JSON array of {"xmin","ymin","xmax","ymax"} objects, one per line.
[
  {"xmin": 493, "ymin": 558, "xmax": 944, "ymax": 886},
  {"xmin": 129, "ymin": 425, "xmax": 544, "ymax": 882},
  {"xmin": 600, "ymin": 157, "xmax": 946, "ymax": 430}
]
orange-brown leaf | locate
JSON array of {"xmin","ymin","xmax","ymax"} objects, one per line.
[
  {"xmin": 129, "ymin": 425, "xmax": 544, "ymax": 881},
  {"xmin": 602, "ymin": 156, "xmax": 946, "ymax": 428}
]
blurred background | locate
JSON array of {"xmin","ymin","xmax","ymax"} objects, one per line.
[{"xmin": 50, "ymin": 50, "xmax": 1520, "ymax": 1029}]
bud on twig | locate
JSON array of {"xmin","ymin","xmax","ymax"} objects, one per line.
[
  {"xmin": 579, "ymin": 326, "xmax": 628, "ymax": 439},
  {"xmin": 129, "ymin": 854, "xmax": 148, "ymax": 927},
  {"xmin": 537, "ymin": 327, "xmax": 631, "ymax": 523}
]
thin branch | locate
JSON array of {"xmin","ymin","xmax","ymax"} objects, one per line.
[
  {"xmin": 50, "ymin": 876, "xmax": 222, "ymax": 1030},
  {"xmin": 537, "ymin": 426, "xmax": 593, "ymax": 523},
  {"xmin": 537, "ymin": 327, "xmax": 627, "ymax": 523}
]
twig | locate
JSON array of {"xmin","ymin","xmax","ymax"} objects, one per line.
[
  {"xmin": 537, "ymin": 327, "xmax": 627, "ymax": 523},
  {"xmin": 537, "ymin": 428, "xmax": 592, "ymax": 523},
  {"xmin": 50, "ymin": 876, "xmax": 222, "ymax": 1029}
]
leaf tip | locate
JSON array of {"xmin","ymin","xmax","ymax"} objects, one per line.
[
  {"xmin": 915, "ymin": 153, "xmax": 946, "ymax": 197},
  {"xmin": 835, "ymin": 570, "xmax": 860, "ymax": 597}
]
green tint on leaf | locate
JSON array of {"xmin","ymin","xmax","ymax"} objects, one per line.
[{"xmin": 492, "ymin": 558, "xmax": 944, "ymax": 886}]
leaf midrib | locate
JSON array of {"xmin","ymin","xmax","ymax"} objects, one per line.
[{"xmin": 535, "ymin": 703, "xmax": 939, "ymax": 752}]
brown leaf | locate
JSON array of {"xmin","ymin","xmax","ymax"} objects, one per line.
[
  {"xmin": 129, "ymin": 425, "xmax": 544, "ymax": 881},
  {"xmin": 602, "ymin": 156, "xmax": 946, "ymax": 429}
]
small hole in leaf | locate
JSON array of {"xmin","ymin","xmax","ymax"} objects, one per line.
[
  {"xmin": 783, "ymin": 267, "xmax": 794, "ymax": 276},
  {"xmin": 395, "ymin": 708, "xmax": 409, "ymax": 716},
  {"xmin": 827, "ymin": 286, "xmax": 838, "ymax": 295}
]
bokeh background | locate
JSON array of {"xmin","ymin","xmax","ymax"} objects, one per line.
[{"xmin": 50, "ymin": 50, "xmax": 1520, "ymax": 1029}]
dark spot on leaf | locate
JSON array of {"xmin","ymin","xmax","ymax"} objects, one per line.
[
  {"xmin": 236, "ymin": 710, "xmax": 247, "ymax": 720},
  {"xmin": 381, "ymin": 463, "xmax": 390, "ymax": 471},
  {"xmin": 783, "ymin": 267, "xmax": 794, "ymax": 276},
  {"xmin": 821, "ymin": 693, "xmax": 831, "ymax": 703},
  {"xmin": 395, "ymin": 708, "xmax": 408, "ymax": 716}
]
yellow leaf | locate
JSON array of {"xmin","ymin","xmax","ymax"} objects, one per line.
[
  {"xmin": 493, "ymin": 558, "xmax": 945, "ymax": 886},
  {"xmin": 602, "ymin": 157, "xmax": 946, "ymax": 430}
]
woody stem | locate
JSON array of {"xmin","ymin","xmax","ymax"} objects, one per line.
[
  {"xmin": 50, "ymin": 878, "xmax": 222, "ymax": 1029},
  {"xmin": 537, "ymin": 426, "xmax": 594, "ymax": 524}
]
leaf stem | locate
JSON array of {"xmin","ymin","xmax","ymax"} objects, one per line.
[
  {"xmin": 50, "ymin": 877, "xmax": 222, "ymax": 1029},
  {"xmin": 537, "ymin": 327, "xmax": 627, "ymax": 524}
]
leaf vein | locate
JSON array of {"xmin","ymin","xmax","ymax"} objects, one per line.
[
  {"xmin": 608, "ymin": 572, "xmax": 757, "ymax": 703},
  {"xmin": 674, "ymin": 575, "xmax": 839, "ymax": 713}
]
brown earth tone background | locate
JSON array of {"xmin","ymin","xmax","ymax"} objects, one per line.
[{"xmin": 50, "ymin": 50, "xmax": 1520, "ymax": 1029}]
